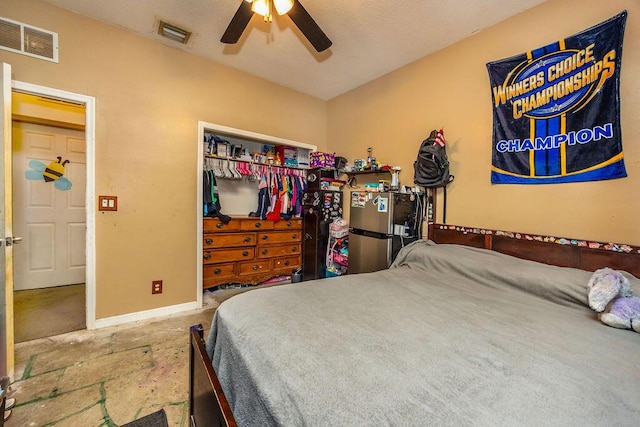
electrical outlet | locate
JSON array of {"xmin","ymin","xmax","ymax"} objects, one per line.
[{"xmin": 152, "ymin": 280, "xmax": 163, "ymax": 294}]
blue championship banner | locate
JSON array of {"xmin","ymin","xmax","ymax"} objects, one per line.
[{"xmin": 487, "ymin": 11, "xmax": 627, "ymax": 184}]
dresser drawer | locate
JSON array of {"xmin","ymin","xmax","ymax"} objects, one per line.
[
  {"xmin": 237, "ymin": 259, "xmax": 272, "ymax": 276},
  {"xmin": 257, "ymin": 231, "xmax": 302, "ymax": 244},
  {"xmin": 203, "ymin": 233, "xmax": 255, "ymax": 249},
  {"xmin": 203, "ymin": 263, "xmax": 235, "ymax": 280},
  {"xmin": 203, "ymin": 247, "xmax": 255, "ymax": 264},
  {"xmin": 257, "ymin": 243, "xmax": 301, "ymax": 259},
  {"xmin": 274, "ymin": 219, "xmax": 302, "ymax": 230},
  {"xmin": 273, "ymin": 255, "xmax": 301, "ymax": 270},
  {"xmin": 203, "ymin": 218, "xmax": 242, "ymax": 233},
  {"xmin": 240, "ymin": 219, "xmax": 274, "ymax": 231}
]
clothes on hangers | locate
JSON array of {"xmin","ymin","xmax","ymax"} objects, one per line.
[
  {"xmin": 251, "ymin": 166, "xmax": 307, "ymax": 220},
  {"xmin": 204, "ymin": 157, "xmax": 307, "ymax": 221},
  {"xmin": 203, "ymin": 169, "xmax": 231, "ymax": 223},
  {"xmin": 249, "ymin": 175, "xmax": 270, "ymax": 219}
]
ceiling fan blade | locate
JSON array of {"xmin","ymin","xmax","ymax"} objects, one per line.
[
  {"xmin": 288, "ymin": 0, "xmax": 332, "ymax": 52},
  {"xmin": 220, "ymin": 1, "xmax": 254, "ymax": 44}
]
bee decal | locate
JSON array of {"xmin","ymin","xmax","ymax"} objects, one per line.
[{"xmin": 25, "ymin": 156, "xmax": 73, "ymax": 191}]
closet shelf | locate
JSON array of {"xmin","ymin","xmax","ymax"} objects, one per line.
[
  {"xmin": 204, "ymin": 154, "xmax": 309, "ymax": 171},
  {"xmin": 343, "ymin": 169, "xmax": 391, "ymax": 175}
]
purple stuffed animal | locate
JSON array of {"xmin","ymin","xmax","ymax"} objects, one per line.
[{"xmin": 587, "ymin": 267, "xmax": 640, "ymax": 333}]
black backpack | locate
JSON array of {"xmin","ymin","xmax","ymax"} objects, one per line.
[{"xmin": 413, "ymin": 130, "xmax": 454, "ymax": 188}]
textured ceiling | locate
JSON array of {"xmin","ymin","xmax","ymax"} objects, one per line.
[{"xmin": 42, "ymin": 0, "xmax": 548, "ymax": 100}]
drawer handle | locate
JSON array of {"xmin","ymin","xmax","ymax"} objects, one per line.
[
  {"xmin": 262, "ymin": 249, "xmax": 268, "ymax": 255},
  {"xmin": 254, "ymin": 222, "xmax": 262, "ymax": 228},
  {"xmin": 244, "ymin": 236, "xmax": 252, "ymax": 243},
  {"xmin": 204, "ymin": 253, "xmax": 211, "ymax": 260},
  {"xmin": 291, "ymin": 247, "xmax": 297, "ymax": 252},
  {"xmin": 252, "ymin": 265, "xmax": 259, "ymax": 271},
  {"xmin": 205, "ymin": 238, "xmax": 213, "ymax": 245},
  {"xmin": 284, "ymin": 260, "xmax": 290, "ymax": 266},
  {"xmin": 261, "ymin": 235, "xmax": 269, "ymax": 240},
  {"xmin": 292, "ymin": 234, "xmax": 298, "ymax": 239},
  {"xmin": 242, "ymin": 251, "xmax": 249, "ymax": 257},
  {"xmin": 216, "ymin": 223, "xmax": 224, "ymax": 229},
  {"xmin": 286, "ymin": 221, "xmax": 292, "ymax": 227},
  {"xmin": 214, "ymin": 268, "xmax": 221, "ymax": 275}
]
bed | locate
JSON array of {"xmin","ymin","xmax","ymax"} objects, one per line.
[{"xmin": 189, "ymin": 224, "xmax": 640, "ymax": 426}]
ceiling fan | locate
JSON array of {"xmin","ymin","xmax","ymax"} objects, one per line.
[{"xmin": 220, "ymin": 0, "xmax": 332, "ymax": 52}]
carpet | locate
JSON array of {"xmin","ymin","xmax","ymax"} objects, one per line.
[
  {"xmin": 121, "ymin": 409, "xmax": 168, "ymax": 427},
  {"xmin": 13, "ymin": 284, "xmax": 86, "ymax": 342}
]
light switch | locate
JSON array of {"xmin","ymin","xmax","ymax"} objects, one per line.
[{"xmin": 98, "ymin": 195, "xmax": 118, "ymax": 211}]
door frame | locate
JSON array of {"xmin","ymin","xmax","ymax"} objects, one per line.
[
  {"xmin": 2, "ymin": 63, "xmax": 12, "ymax": 378},
  {"xmin": 12, "ymin": 80, "xmax": 97, "ymax": 329}
]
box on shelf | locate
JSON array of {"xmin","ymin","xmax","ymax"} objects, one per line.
[
  {"xmin": 364, "ymin": 183, "xmax": 379, "ymax": 192},
  {"xmin": 276, "ymin": 145, "xmax": 298, "ymax": 167},
  {"xmin": 216, "ymin": 141, "xmax": 228, "ymax": 158},
  {"xmin": 297, "ymin": 150, "xmax": 310, "ymax": 168},
  {"xmin": 310, "ymin": 152, "xmax": 335, "ymax": 168},
  {"xmin": 320, "ymin": 178, "xmax": 346, "ymax": 191}
]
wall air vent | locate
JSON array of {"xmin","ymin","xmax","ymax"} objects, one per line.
[{"xmin": 0, "ymin": 17, "xmax": 58, "ymax": 63}]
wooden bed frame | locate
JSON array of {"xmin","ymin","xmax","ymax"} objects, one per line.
[
  {"xmin": 189, "ymin": 223, "xmax": 640, "ymax": 426},
  {"xmin": 189, "ymin": 324, "xmax": 237, "ymax": 427},
  {"xmin": 428, "ymin": 223, "xmax": 640, "ymax": 278}
]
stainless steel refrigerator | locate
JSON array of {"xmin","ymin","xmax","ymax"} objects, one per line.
[{"xmin": 348, "ymin": 191, "xmax": 420, "ymax": 274}]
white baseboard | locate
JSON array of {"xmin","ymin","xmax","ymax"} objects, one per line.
[{"xmin": 92, "ymin": 301, "xmax": 199, "ymax": 329}]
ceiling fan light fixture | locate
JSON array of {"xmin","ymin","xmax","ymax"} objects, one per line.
[
  {"xmin": 273, "ymin": 0, "xmax": 294, "ymax": 15},
  {"xmin": 221, "ymin": 0, "xmax": 332, "ymax": 52},
  {"xmin": 251, "ymin": 0, "xmax": 271, "ymax": 20}
]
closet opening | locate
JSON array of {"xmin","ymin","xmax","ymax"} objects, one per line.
[{"xmin": 196, "ymin": 121, "xmax": 317, "ymax": 307}]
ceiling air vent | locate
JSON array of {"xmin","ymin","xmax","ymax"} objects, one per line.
[
  {"xmin": 0, "ymin": 17, "xmax": 58, "ymax": 63},
  {"xmin": 158, "ymin": 20, "xmax": 191, "ymax": 44}
]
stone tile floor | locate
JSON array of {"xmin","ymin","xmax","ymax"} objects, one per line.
[{"xmin": 10, "ymin": 295, "xmax": 219, "ymax": 427}]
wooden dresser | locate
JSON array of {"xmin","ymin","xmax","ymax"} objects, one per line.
[{"xmin": 202, "ymin": 216, "xmax": 302, "ymax": 289}]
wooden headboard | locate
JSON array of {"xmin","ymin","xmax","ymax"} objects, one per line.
[{"xmin": 429, "ymin": 223, "xmax": 640, "ymax": 278}]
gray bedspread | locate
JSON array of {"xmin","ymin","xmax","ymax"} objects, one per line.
[{"xmin": 206, "ymin": 241, "xmax": 640, "ymax": 426}]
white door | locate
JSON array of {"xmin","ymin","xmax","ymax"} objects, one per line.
[
  {"xmin": 12, "ymin": 122, "xmax": 86, "ymax": 289},
  {"xmin": 1, "ymin": 62, "xmax": 15, "ymax": 379}
]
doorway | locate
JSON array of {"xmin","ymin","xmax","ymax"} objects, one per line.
[
  {"xmin": 9, "ymin": 80, "xmax": 97, "ymax": 336},
  {"xmin": 11, "ymin": 101, "xmax": 87, "ymax": 341},
  {"xmin": 2, "ymin": 68, "xmax": 96, "ymax": 380}
]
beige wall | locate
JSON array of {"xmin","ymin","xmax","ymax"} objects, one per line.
[
  {"xmin": 328, "ymin": 0, "xmax": 640, "ymax": 246},
  {"xmin": 2, "ymin": 0, "xmax": 639, "ymax": 321},
  {"xmin": 1, "ymin": 0, "xmax": 327, "ymax": 319}
]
